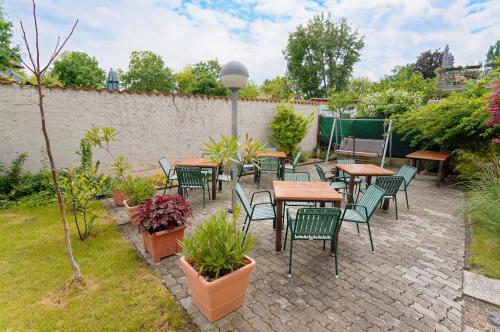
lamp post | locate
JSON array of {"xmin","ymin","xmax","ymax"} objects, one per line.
[{"xmin": 220, "ymin": 61, "xmax": 249, "ymax": 213}]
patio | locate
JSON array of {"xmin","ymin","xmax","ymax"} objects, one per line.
[{"xmin": 107, "ymin": 162, "xmax": 465, "ymax": 331}]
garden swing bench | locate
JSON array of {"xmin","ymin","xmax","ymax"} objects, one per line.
[{"xmin": 325, "ymin": 118, "xmax": 393, "ymax": 168}]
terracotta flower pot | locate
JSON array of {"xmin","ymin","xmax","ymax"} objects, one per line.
[
  {"xmin": 112, "ymin": 189, "xmax": 129, "ymax": 207},
  {"xmin": 142, "ymin": 225, "xmax": 186, "ymax": 263},
  {"xmin": 179, "ymin": 256, "xmax": 256, "ymax": 322},
  {"xmin": 123, "ymin": 200, "xmax": 141, "ymax": 225}
]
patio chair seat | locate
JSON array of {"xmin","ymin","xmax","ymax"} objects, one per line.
[
  {"xmin": 252, "ymin": 204, "xmax": 276, "ymax": 220},
  {"xmin": 339, "ymin": 208, "xmax": 366, "ymax": 223},
  {"xmin": 330, "ymin": 181, "xmax": 348, "ymax": 191}
]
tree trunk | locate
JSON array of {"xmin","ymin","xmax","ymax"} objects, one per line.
[{"xmin": 36, "ymin": 81, "xmax": 81, "ymax": 282}]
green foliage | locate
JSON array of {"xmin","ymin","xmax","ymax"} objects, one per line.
[
  {"xmin": 486, "ymin": 40, "xmax": 500, "ymax": 64},
  {"xmin": 328, "ymin": 89, "xmax": 357, "ymax": 117},
  {"xmin": 284, "ymin": 13, "xmax": 364, "ymax": 98},
  {"xmin": 0, "ymin": 2, "xmax": 18, "ymax": 70},
  {"xmin": 240, "ymin": 134, "xmax": 265, "ymax": 164},
  {"xmin": 270, "ymin": 103, "xmax": 314, "ymax": 157},
  {"xmin": 238, "ymin": 81, "xmax": 259, "ymax": 98},
  {"xmin": 121, "ymin": 51, "xmax": 175, "ymax": 92},
  {"xmin": 357, "ymin": 88, "xmax": 423, "ymax": 118},
  {"xmin": 27, "ymin": 73, "xmax": 63, "ymax": 87},
  {"xmin": 260, "ymin": 76, "xmax": 296, "ymax": 100},
  {"xmin": 0, "ymin": 152, "xmax": 27, "ymax": 194},
  {"xmin": 454, "ymin": 147, "xmax": 500, "ymax": 181},
  {"xmin": 180, "ymin": 208, "xmax": 254, "ymax": 280},
  {"xmin": 414, "ymin": 49, "xmax": 443, "ymax": 79},
  {"xmin": 203, "ymin": 134, "xmax": 239, "ymax": 174},
  {"xmin": 51, "ymin": 51, "xmax": 105, "ymax": 88},
  {"xmin": 175, "ymin": 60, "xmax": 228, "ymax": 96},
  {"xmin": 174, "ymin": 66, "xmax": 194, "ymax": 93},
  {"xmin": 116, "ymin": 176, "xmax": 155, "ymax": 206}
]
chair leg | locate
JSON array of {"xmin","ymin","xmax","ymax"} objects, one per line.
[
  {"xmin": 394, "ymin": 196, "xmax": 398, "ymax": 220},
  {"xmin": 356, "ymin": 223, "xmax": 360, "ymax": 234},
  {"xmin": 202, "ymin": 188, "xmax": 205, "ymax": 209},
  {"xmin": 242, "ymin": 215, "xmax": 249, "ymax": 232},
  {"xmin": 288, "ymin": 238, "xmax": 293, "ymax": 277},
  {"xmin": 405, "ymin": 189, "xmax": 409, "ymax": 210},
  {"xmin": 331, "ymin": 237, "xmax": 339, "ymax": 278},
  {"xmin": 323, "ymin": 240, "xmax": 326, "ymax": 251},
  {"xmin": 283, "ymin": 220, "xmax": 289, "ymax": 250},
  {"xmin": 367, "ymin": 222, "xmax": 374, "ymax": 252}
]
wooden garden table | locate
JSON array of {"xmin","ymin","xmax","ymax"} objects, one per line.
[
  {"xmin": 175, "ymin": 157, "xmax": 219, "ymax": 200},
  {"xmin": 406, "ymin": 150, "xmax": 450, "ymax": 187},
  {"xmin": 334, "ymin": 164, "xmax": 394, "ymax": 207},
  {"xmin": 256, "ymin": 151, "xmax": 287, "ymax": 180},
  {"xmin": 272, "ymin": 181, "xmax": 343, "ymax": 252}
]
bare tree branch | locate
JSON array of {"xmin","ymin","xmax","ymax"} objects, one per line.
[
  {"xmin": 41, "ymin": 19, "xmax": 78, "ymax": 74},
  {"xmin": 19, "ymin": 21, "xmax": 37, "ymax": 72}
]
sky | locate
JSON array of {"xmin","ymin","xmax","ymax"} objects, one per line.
[{"xmin": 5, "ymin": 0, "xmax": 500, "ymax": 84}]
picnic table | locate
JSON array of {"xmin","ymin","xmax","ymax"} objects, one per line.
[
  {"xmin": 256, "ymin": 150, "xmax": 287, "ymax": 180},
  {"xmin": 406, "ymin": 150, "xmax": 450, "ymax": 187},
  {"xmin": 175, "ymin": 157, "xmax": 219, "ymax": 200},
  {"xmin": 273, "ymin": 181, "xmax": 343, "ymax": 252},
  {"xmin": 334, "ymin": 163, "xmax": 394, "ymax": 208}
]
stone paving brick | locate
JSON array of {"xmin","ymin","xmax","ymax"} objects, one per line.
[{"xmin": 106, "ymin": 164, "xmax": 466, "ymax": 331}]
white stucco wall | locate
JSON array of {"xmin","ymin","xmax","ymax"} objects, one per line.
[{"xmin": 0, "ymin": 83, "xmax": 318, "ymax": 173}]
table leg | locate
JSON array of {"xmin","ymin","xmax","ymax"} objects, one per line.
[
  {"xmin": 437, "ymin": 161, "xmax": 444, "ymax": 187},
  {"xmin": 211, "ymin": 167, "xmax": 217, "ymax": 199},
  {"xmin": 275, "ymin": 199, "xmax": 283, "ymax": 252},
  {"xmin": 416, "ymin": 160, "xmax": 421, "ymax": 174},
  {"xmin": 348, "ymin": 175, "xmax": 355, "ymax": 205},
  {"xmin": 409, "ymin": 158, "xmax": 416, "ymax": 167},
  {"xmin": 382, "ymin": 198, "xmax": 390, "ymax": 210},
  {"xmin": 280, "ymin": 157, "xmax": 286, "ymax": 180}
]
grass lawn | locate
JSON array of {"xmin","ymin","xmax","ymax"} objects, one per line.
[
  {"xmin": 0, "ymin": 201, "xmax": 197, "ymax": 331},
  {"xmin": 469, "ymin": 212, "xmax": 500, "ymax": 279}
]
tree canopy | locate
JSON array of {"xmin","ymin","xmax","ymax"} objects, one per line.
[
  {"xmin": 51, "ymin": 51, "xmax": 105, "ymax": 88},
  {"xmin": 238, "ymin": 81, "xmax": 259, "ymax": 98},
  {"xmin": 0, "ymin": 2, "xmax": 18, "ymax": 70},
  {"xmin": 486, "ymin": 40, "xmax": 500, "ymax": 64},
  {"xmin": 177, "ymin": 60, "xmax": 228, "ymax": 96},
  {"xmin": 260, "ymin": 76, "xmax": 296, "ymax": 100},
  {"xmin": 284, "ymin": 13, "xmax": 364, "ymax": 99},
  {"xmin": 121, "ymin": 51, "xmax": 174, "ymax": 92},
  {"xmin": 414, "ymin": 49, "xmax": 443, "ymax": 79}
]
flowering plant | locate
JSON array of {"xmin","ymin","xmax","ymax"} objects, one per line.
[{"xmin": 137, "ymin": 195, "xmax": 192, "ymax": 234}]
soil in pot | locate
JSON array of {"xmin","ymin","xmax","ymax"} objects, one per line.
[
  {"xmin": 143, "ymin": 225, "xmax": 186, "ymax": 263},
  {"xmin": 179, "ymin": 256, "xmax": 256, "ymax": 322},
  {"xmin": 112, "ymin": 189, "xmax": 129, "ymax": 207}
]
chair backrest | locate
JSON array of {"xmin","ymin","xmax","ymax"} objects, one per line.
[
  {"xmin": 292, "ymin": 152, "xmax": 302, "ymax": 167},
  {"xmin": 338, "ymin": 138, "xmax": 385, "ymax": 157},
  {"xmin": 201, "ymin": 153, "xmax": 212, "ymax": 158},
  {"xmin": 235, "ymin": 183, "xmax": 252, "ymax": 215},
  {"xmin": 284, "ymin": 171, "xmax": 310, "ymax": 181},
  {"xmin": 356, "ymin": 184, "xmax": 385, "ymax": 220},
  {"xmin": 396, "ymin": 165, "xmax": 417, "ymax": 190},
  {"xmin": 375, "ymin": 176, "xmax": 405, "ymax": 197},
  {"xmin": 336, "ymin": 157, "xmax": 355, "ymax": 178},
  {"xmin": 263, "ymin": 147, "xmax": 277, "ymax": 151},
  {"xmin": 158, "ymin": 157, "xmax": 172, "ymax": 177},
  {"xmin": 258, "ymin": 157, "xmax": 279, "ymax": 172},
  {"xmin": 175, "ymin": 167, "xmax": 205, "ymax": 187},
  {"xmin": 292, "ymin": 208, "xmax": 342, "ymax": 238},
  {"xmin": 236, "ymin": 151, "xmax": 244, "ymax": 162},
  {"xmin": 314, "ymin": 164, "xmax": 328, "ymax": 182}
]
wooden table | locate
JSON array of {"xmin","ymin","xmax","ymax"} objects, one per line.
[
  {"xmin": 335, "ymin": 164, "xmax": 394, "ymax": 205},
  {"xmin": 257, "ymin": 151, "xmax": 287, "ymax": 180},
  {"xmin": 406, "ymin": 150, "xmax": 450, "ymax": 187},
  {"xmin": 175, "ymin": 158, "xmax": 219, "ymax": 199},
  {"xmin": 273, "ymin": 181, "xmax": 343, "ymax": 252}
]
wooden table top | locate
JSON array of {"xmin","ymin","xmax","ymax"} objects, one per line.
[
  {"xmin": 334, "ymin": 164, "xmax": 394, "ymax": 176},
  {"xmin": 273, "ymin": 181, "xmax": 343, "ymax": 202},
  {"xmin": 257, "ymin": 151, "xmax": 287, "ymax": 158},
  {"xmin": 406, "ymin": 150, "xmax": 450, "ymax": 161},
  {"xmin": 176, "ymin": 157, "xmax": 218, "ymax": 168}
]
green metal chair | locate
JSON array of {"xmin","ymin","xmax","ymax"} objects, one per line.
[
  {"xmin": 237, "ymin": 151, "xmax": 255, "ymax": 180},
  {"xmin": 256, "ymin": 157, "xmax": 280, "ymax": 188},
  {"xmin": 235, "ymin": 183, "xmax": 275, "ymax": 240},
  {"xmin": 336, "ymin": 157, "xmax": 362, "ymax": 188},
  {"xmin": 340, "ymin": 184, "xmax": 385, "ymax": 251},
  {"xmin": 175, "ymin": 167, "xmax": 210, "ymax": 208},
  {"xmin": 263, "ymin": 147, "xmax": 277, "ymax": 151},
  {"xmin": 284, "ymin": 207, "xmax": 342, "ymax": 277},
  {"xmin": 200, "ymin": 153, "xmax": 214, "ymax": 177},
  {"xmin": 314, "ymin": 164, "xmax": 349, "ymax": 196},
  {"xmin": 158, "ymin": 157, "xmax": 177, "ymax": 194},
  {"xmin": 396, "ymin": 165, "xmax": 417, "ymax": 210},
  {"xmin": 285, "ymin": 152, "xmax": 302, "ymax": 172},
  {"xmin": 374, "ymin": 176, "xmax": 405, "ymax": 220},
  {"xmin": 283, "ymin": 171, "xmax": 316, "ymax": 207}
]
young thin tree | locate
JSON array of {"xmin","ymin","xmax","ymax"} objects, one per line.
[{"xmin": 4, "ymin": 1, "xmax": 81, "ymax": 281}]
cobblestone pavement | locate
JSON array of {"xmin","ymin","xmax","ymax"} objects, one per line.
[{"xmin": 106, "ymin": 164, "xmax": 466, "ymax": 331}]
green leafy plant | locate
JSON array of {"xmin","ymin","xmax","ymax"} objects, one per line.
[
  {"xmin": 240, "ymin": 134, "xmax": 265, "ymax": 164},
  {"xmin": 116, "ymin": 176, "xmax": 155, "ymax": 206},
  {"xmin": 357, "ymin": 88, "xmax": 423, "ymax": 118},
  {"xmin": 270, "ymin": 103, "xmax": 314, "ymax": 157},
  {"xmin": 203, "ymin": 134, "xmax": 239, "ymax": 175},
  {"xmin": 179, "ymin": 208, "xmax": 254, "ymax": 280}
]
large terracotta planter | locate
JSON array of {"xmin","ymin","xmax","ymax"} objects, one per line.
[
  {"xmin": 143, "ymin": 225, "xmax": 186, "ymax": 263},
  {"xmin": 123, "ymin": 200, "xmax": 141, "ymax": 225},
  {"xmin": 179, "ymin": 256, "xmax": 256, "ymax": 322},
  {"xmin": 112, "ymin": 189, "xmax": 129, "ymax": 207}
]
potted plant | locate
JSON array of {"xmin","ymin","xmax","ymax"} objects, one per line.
[
  {"xmin": 179, "ymin": 208, "xmax": 255, "ymax": 322},
  {"xmin": 203, "ymin": 134, "xmax": 239, "ymax": 180},
  {"xmin": 121, "ymin": 176, "xmax": 156, "ymax": 224},
  {"xmin": 240, "ymin": 134, "xmax": 265, "ymax": 164},
  {"xmin": 136, "ymin": 195, "xmax": 191, "ymax": 263}
]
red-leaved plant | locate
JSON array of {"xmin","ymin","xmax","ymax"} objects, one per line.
[
  {"xmin": 137, "ymin": 195, "xmax": 192, "ymax": 234},
  {"xmin": 487, "ymin": 82, "xmax": 500, "ymax": 145}
]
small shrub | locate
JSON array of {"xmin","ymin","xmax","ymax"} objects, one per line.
[
  {"xmin": 150, "ymin": 172, "xmax": 167, "ymax": 187},
  {"xmin": 240, "ymin": 134, "xmax": 265, "ymax": 164},
  {"xmin": 270, "ymin": 103, "xmax": 314, "ymax": 157},
  {"xmin": 203, "ymin": 134, "xmax": 239, "ymax": 174},
  {"xmin": 357, "ymin": 88, "xmax": 422, "ymax": 118},
  {"xmin": 180, "ymin": 208, "xmax": 254, "ymax": 280},
  {"xmin": 120, "ymin": 176, "xmax": 156, "ymax": 206},
  {"xmin": 137, "ymin": 195, "xmax": 192, "ymax": 234}
]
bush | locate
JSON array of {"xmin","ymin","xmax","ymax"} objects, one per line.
[
  {"xmin": 357, "ymin": 88, "xmax": 423, "ymax": 118},
  {"xmin": 116, "ymin": 176, "xmax": 156, "ymax": 206},
  {"xmin": 137, "ymin": 195, "xmax": 192, "ymax": 234},
  {"xmin": 270, "ymin": 103, "xmax": 313, "ymax": 157},
  {"xmin": 179, "ymin": 208, "xmax": 254, "ymax": 280}
]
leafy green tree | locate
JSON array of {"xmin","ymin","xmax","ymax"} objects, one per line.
[
  {"xmin": 284, "ymin": 13, "xmax": 364, "ymax": 98},
  {"xmin": 0, "ymin": 2, "xmax": 18, "ymax": 70},
  {"xmin": 328, "ymin": 90, "xmax": 357, "ymax": 117},
  {"xmin": 51, "ymin": 51, "xmax": 105, "ymax": 88},
  {"xmin": 260, "ymin": 76, "xmax": 296, "ymax": 99},
  {"xmin": 270, "ymin": 103, "xmax": 314, "ymax": 157},
  {"xmin": 174, "ymin": 60, "xmax": 228, "ymax": 96},
  {"xmin": 174, "ymin": 66, "xmax": 194, "ymax": 93},
  {"xmin": 121, "ymin": 51, "xmax": 174, "ymax": 92},
  {"xmin": 414, "ymin": 49, "xmax": 443, "ymax": 79},
  {"xmin": 238, "ymin": 81, "xmax": 259, "ymax": 98},
  {"xmin": 486, "ymin": 40, "xmax": 500, "ymax": 63},
  {"xmin": 357, "ymin": 88, "xmax": 422, "ymax": 118},
  {"xmin": 27, "ymin": 72, "xmax": 63, "ymax": 86}
]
